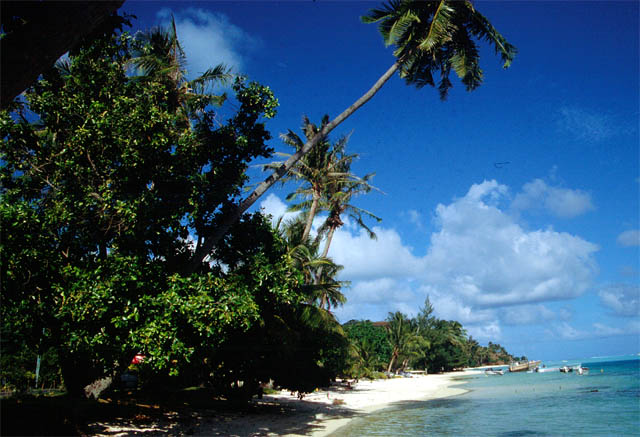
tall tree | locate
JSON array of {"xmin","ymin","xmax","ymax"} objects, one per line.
[
  {"xmin": 277, "ymin": 216, "xmax": 347, "ymax": 311},
  {"xmin": 0, "ymin": 29, "xmax": 281, "ymax": 397},
  {"xmin": 130, "ymin": 16, "xmax": 233, "ymax": 120},
  {"xmin": 319, "ymin": 159, "xmax": 380, "ymax": 259},
  {"xmin": 385, "ymin": 311, "xmax": 422, "ymax": 372},
  {"xmin": 192, "ymin": 0, "xmax": 516, "ymax": 264},
  {"xmin": 343, "ymin": 320, "xmax": 392, "ymax": 373},
  {"xmin": 265, "ymin": 115, "xmax": 351, "ymax": 242}
]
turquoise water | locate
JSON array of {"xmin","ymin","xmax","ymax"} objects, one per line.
[{"xmin": 330, "ymin": 356, "xmax": 640, "ymax": 436}]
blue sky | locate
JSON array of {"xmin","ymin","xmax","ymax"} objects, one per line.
[{"xmin": 122, "ymin": 1, "xmax": 639, "ymax": 361}]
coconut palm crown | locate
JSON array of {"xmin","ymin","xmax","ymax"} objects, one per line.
[
  {"xmin": 131, "ymin": 16, "xmax": 233, "ymax": 115},
  {"xmin": 362, "ymin": 0, "xmax": 516, "ymax": 99}
]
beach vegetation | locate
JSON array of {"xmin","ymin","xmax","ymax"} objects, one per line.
[
  {"xmin": 0, "ymin": 19, "xmax": 344, "ymax": 402},
  {"xmin": 1, "ymin": 1, "xmax": 519, "ymax": 420}
]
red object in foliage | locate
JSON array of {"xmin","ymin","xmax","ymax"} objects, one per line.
[{"xmin": 131, "ymin": 354, "xmax": 145, "ymax": 364}]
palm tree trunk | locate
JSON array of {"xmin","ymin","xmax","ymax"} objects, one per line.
[
  {"xmin": 320, "ymin": 225, "xmax": 337, "ymax": 259},
  {"xmin": 313, "ymin": 225, "xmax": 337, "ymax": 288},
  {"xmin": 387, "ymin": 349, "xmax": 398, "ymax": 373},
  {"xmin": 189, "ymin": 60, "xmax": 402, "ymax": 272},
  {"xmin": 401, "ymin": 358, "xmax": 409, "ymax": 372},
  {"xmin": 301, "ymin": 193, "xmax": 320, "ymax": 242}
]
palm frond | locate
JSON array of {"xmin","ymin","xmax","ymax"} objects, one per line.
[
  {"xmin": 361, "ymin": 0, "xmax": 404, "ymax": 45},
  {"xmin": 418, "ymin": 0, "xmax": 456, "ymax": 52},
  {"xmin": 437, "ymin": 60, "xmax": 453, "ymax": 99},
  {"xmin": 463, "ymin": 3, "xmax": 517, "ymax": 69},
  {"xmin": 450, "ymin": 29, "xmax": 482, "ymax": 91},
  {"xmin": 54, "ymin": 57, "xmax": 73, "ymax": 77},
  {"xmin": 363, "ymin": 0, "xmax": 515, "ymax": 98},
  {"xmin": 387, "ymin": 9, "xmax": 420, "ymax": 47},
  {"xmin": 188, "ymin": 64, "xmax": 233, "ymax": 94},
  {"xmin": 286, "ymin": 198, "xmax": 314, "ymax": 211}
]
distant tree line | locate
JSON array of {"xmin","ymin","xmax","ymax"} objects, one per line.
[{"xmin": 343, "ymin": 298, "xmax": 526, "ymax": 377}]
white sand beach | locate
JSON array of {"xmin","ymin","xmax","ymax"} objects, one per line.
[
  {"xmin": 93, "ymin": 373, "xmax": 469, "ymax": 437},
  {"xmin": 263, "ymin": 373, "xmax": 469, "ymax": 437}
]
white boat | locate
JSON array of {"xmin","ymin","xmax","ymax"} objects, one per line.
[
  {"xmin": 484, "ymin": 368, "xmax": 505, "ymax": 375},
  {"xmin": 535, "ymin": 366, "xmax": 559, "ymax": 373},
  {"xmin": 560, "ymin": 365, "xmax": 588, "ymax": 373}
]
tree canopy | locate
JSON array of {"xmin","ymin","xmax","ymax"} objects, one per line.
[{"xmin": 0, "ymin": 26, "xmax": 343, "ymax": 399}]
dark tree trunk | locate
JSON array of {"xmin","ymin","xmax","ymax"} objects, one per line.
[{"xmin": 60, "ymin": 355, "xmax": 94, "ymax": 398}]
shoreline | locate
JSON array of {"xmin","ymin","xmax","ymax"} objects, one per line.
[
  {"xmin": 92, "ymin": 373, "xmax": 471, "ymax": 436},
  {"xmin": 297, "ymin": 373, "xmax": 471, "ymax": 437}
]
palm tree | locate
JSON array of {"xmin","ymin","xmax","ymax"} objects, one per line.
[
  {"xmin": 385, "ymin": 311, "xmax": 418, "ymax": 372},
  {"xmin": 193, "ymin": 0, "xmax": 516, "ymax": 265},
  {"xmin": 131, "ymin": 16, "xmax": 232, "ymax": 118},
  {"xmin": 277, "ymin": 216, "xmax": 348, "ymax": 311},
  {"xmin": 312, "ymin": 261, "xmax": 348, "ymax": 311},
  {"xmin": 265, "ymin": 116, "xmax": 354, "ymax": 242},
  {"xmin": 318, "ymin": 160, "xmax": 381, "ymax": 259},
  {"xmin": 352, "ymin": 336, "xmax": 384, "ymax": 376}
]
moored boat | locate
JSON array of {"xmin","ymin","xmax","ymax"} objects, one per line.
[
  {"xmin": 485, "ymin": 368, "xmax": 505, "ymax": 375},
  {"xmin": 509, "ymin": 360, "xmax": 541, "ymax": 372}
]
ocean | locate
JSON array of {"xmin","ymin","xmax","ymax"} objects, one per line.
[{"xmin": 329, "ymin": 355, "xmax": 640, "ymax": 436}]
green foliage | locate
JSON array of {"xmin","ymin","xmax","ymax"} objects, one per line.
[
  {"xmin": 343, "ymin": 320, "xmax": 391, "ymax": 377},
  {"xmin": 0, "ymin": 24, "xmax": 335, "ymax": 400},
  {"xmin": 0, "ymin": 343, "xmax": 61, "ymax": 391},
  {"xmin": 346, "ymin": 298, "xmax": 522, "ymax": 375}
]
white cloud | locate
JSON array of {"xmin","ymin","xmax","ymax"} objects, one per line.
[
  {"xmin": 157, "ymin": 8, "xmax": 257, "ymax": 77},
  {"xmin": 259, "ymin": 193, "xmax": 299, "ymax": 225},
  {"xmin": 329, "ymin": 226, "xmax": 424, "ymax": 280},
  {"xmin": 547, "ymin": 321, "xmax": 640, "ymax": 341},
  {"xmin": 592, "ymin": 323, "xmax": 625, "ymax": 337},
  {"xmin": 617, "ymin": 229, "xmax": 640, "ymax": 247},
  {"xmin": 335, "ymin": 180, "xmax": 597, "ymax": 334},
  {"xmin": 591, "ymin": 321, "xmax": 640, "ymax": 338},
  {"xmin": 467, "ymin": 321, "xmax": 502, "ymax": 342},
  {"xmin": 404, "ymin": 209, "xmax": 424, "ymax": 229},
  {"xmin": 598, "ymin": 284, "xmax": 640, "ymax": 317},
  {"xmin": 426, "ymin": 292, "xmax": 496, "ymax": 324},
  {"xmin": 334, "ymin": 278, "xmax": 423, "ymax": 322},
  {"xmin": 556, "ymin": 106, "xmax": 635, "ymax": 142},
  {"xmin": 262, "ymin": 179, "xmax": 599, "ymax": 342},
  {"xmin": 547, "ymin": 322, "xmax": 589, "ymax": 340},
  {"xmin": 500, "ymin": 304, "xmax": 566, "ymax": 326},
  {"xmin": 422, "ymin": 180, "xmax": 598, "ymax": 307},
  {"xmin": 512, "ymin": 179, "xmax": 594, "ymax": 218}
]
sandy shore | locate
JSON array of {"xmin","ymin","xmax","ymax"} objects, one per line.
[
  {"xmin": 267, "ymin": 373, "xmax": 469, "ymax": 437},
  {"xmin": 91, "ymin": 373, "xmax": 469, "ymax": 437}
]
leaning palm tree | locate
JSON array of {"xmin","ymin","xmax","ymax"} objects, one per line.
[{"xmin": 192, "ymin": 0, "xmax": 516, "ymax": 267}]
